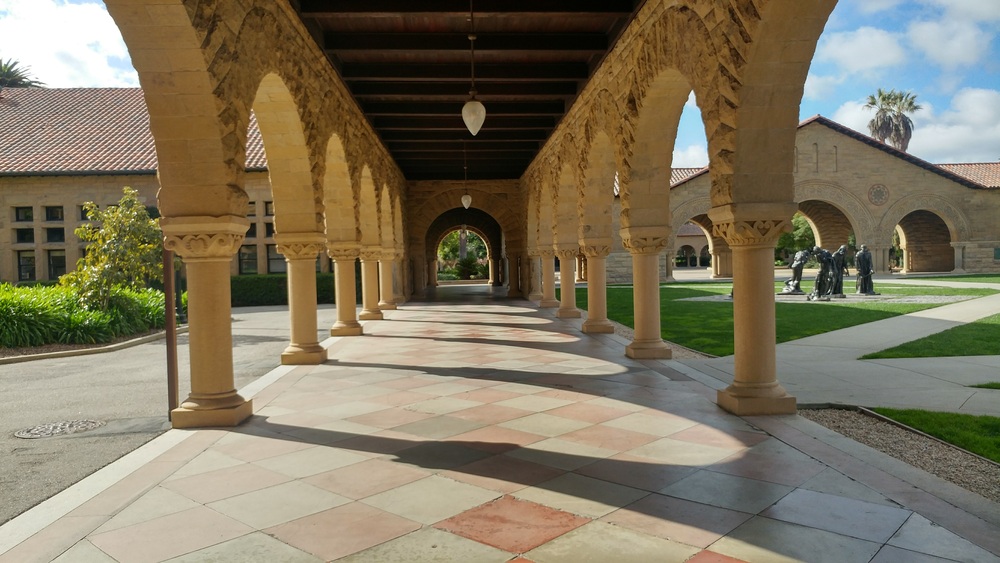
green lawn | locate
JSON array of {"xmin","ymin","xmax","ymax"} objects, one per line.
[
  {"xmin": 564, "ymin": 282, "xmax": 996, "ymax": 357},
  {"xmin": 862, "ymin": 313, "xmax": 1000, "ymax": 359},
  {"xmin": 971, "ymin": 382, "xmax": 1000, "ymax": 390},
  {"xmin": 872, "ymin": 408, "xmax": 1000, "ymax": 463},
  {"xmin": 909, "ymin": 274, "xmax": 1000, "ymax": 284}
]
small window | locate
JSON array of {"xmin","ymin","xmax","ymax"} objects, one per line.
[
  {"xmin": 15, "ymin": 228, "xmax": 34, "ymax": 244},
  {"xmin": 79, "ymin": 205, "xmax": 89, "ymax": 220},
  {"xmin": 246, "ymin": 223, "xmax": 257, "ymax": 239},
  {"xmin": 145, "ymin": 205, "xmax": 160, "ymax": 219},
  {"xmin": 14, "ymin": 207, "xmax": 33, "ymax": 222},
  {"xmin": 247, "ymin": 201, "xmax": 257, "ymax": 217},
  {"xmin": 46, "ymin": 228, "xmax": 65, "ymax": 243},
  {"xmin": 17, "ymin": 250, "xmax": 35, "ymax": 281},
  {"xmin": 48, "ymin": 250, "xmax": 66, "ymax": 279},
  {"xmin": 265, "ymin": 222, "xmax": 275, "ymax": 238},
  {"xmin": 44, "ymin": 206, "xmax": 64, "ymax": 221},
  {"xmin": 264, "ymin": 201, "xmax": 275, "ymax": 216},
  {"xmin": 267, "ymin": 244, "xmax": 287, "ymax": 273},
  {"xmin": 238, "ymin": 245, "xmax": 258, "ymax": 275}
]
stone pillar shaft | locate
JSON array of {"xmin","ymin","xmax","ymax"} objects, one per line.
[
  {"xmin": 556, "ymin": 248, "xmax": 581, "ymax": 318},
  {"xmin": 359, "ymin": 253, "xmax": 383, "ymax": 320},
  {"xmin": 527, "ymin": 253, "xmax": 543, "ymax": 301},
  {"xmin": 581, "ymin": 246, "xmax": 613, "ymax": 334},
  {"xmin": 278, "ymin": 237, "xmax": 327, "ymax": 365},
  {"xmin": 379, "ymin": 255, "xmax": 397, "ymax": 310},
  {"xmin": 329, "ymin": 247, "xmax": 363, "ymax": 336},
  {"xmin": 161, "ymin": 216, "xmax": 252, "ymax": 429},
  {"xmin": 710, "ymin": 210, "xmax": 797, "ymax": 415},
  {"xmin": 624, "ymin": 238, "xmax": 670, "ymax": 359},
  {"xmin": 539, "ymin": 252, "xmax": 559, "ymax": 308}
]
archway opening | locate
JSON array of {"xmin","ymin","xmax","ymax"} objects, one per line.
[
  {"xmin": 436, "ymin": 227, "xmax": 489, "ymax": 281},
  {"xmin": 896, "ymin": 211, "xmax": 954, "ymax": 273}
]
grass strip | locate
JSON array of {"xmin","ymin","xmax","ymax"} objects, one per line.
[
  {"xmin": 908, "ymin": 274, "xmax": 1000, "ymax": 284},
  {"xmin": 862, "ymin": 313, "xmax": 1000, "ymax": 359},
  {"xmin": 971, "ymin": 382, "xmax": 1000, "ymax": 390},
  {"xmin": 872, "ymin": 408, "xmax": 1000, "ymax": 463}
]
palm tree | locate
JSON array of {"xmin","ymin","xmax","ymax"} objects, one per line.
[
  {"xmin": 863, "ymin": 88, "xmax": 921, "ymax": 152},
  {"xmin": 0, "ymin": 58, "xmax": 45, "ymax": 89}
]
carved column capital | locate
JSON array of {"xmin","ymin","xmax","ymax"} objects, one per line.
[
  {"xmin": 555, "ymin": 248, "xmax": 579, "ymax": 261},
  {"xmin": 580, "ymin": 245, "xmax": 611, "ymax": 258},
  {"xmin": 622, "ymin": 236, "xmax": 668, "ymax": 255},
  {"xmin": 161, "ymin": 215, "xmax": 248, "ymax": 262},
  {"xmin": 274, "ymin": 232, "xmax": 325, "ymax": 261},
  {"xmin": 537, "ymin": 248, "xmax": 556, "ymax": 259},
  {"xmin": 326, "ymin": 244, "xmax": 360, "ymax": 261},
  {"xmin": 712, "ymin": 219, "xmax": 790, "ymax": 248},
  {"xmin": 359, "ymin": 249, "xmax": 382, "ymax": 262}
]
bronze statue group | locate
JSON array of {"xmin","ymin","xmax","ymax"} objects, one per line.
[{"xmin": 781, "ymin": 244, "xmax": 878, "ymax": 300}]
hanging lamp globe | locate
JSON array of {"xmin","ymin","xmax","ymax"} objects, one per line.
[
  {"xmin": 461, "ymin": 193, "xmax": 472, "ymax": 209},
  {"xmin": 462, "ymin": 96, "xmax": 486, "ymax": 136}
]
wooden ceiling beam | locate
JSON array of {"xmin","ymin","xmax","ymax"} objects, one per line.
[
  {"xmin": 341, "ymin": 63, "xmax": 589, "ymax": 82},
  {"xmin": 350, "ymin": 82, "xmax": 577, "ymax": 97},
  {"xmin": 298, "ymin": 0, "xmax": 635, "ymax": 16},
  {"xmin": 363, "ymin": 101, "xmax": 565, "ymax": 117},
  {"xmin": 324, "ymin": 33, "xmax": 606, "ymax": 52}
]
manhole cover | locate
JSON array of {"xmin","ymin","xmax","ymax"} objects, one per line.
[{"xmin": 14, "ymin": 420, "xmax": 105, "ymax": 439}]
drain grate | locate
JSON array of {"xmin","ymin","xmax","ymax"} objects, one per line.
[{"xmin": 14, "ymin": 420, "xmax": 105, "ymax": 439}]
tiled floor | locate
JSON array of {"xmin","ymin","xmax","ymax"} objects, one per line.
[{"xmin": 2, "ymin": 286, "xmax": 1000, "ymax": 562}]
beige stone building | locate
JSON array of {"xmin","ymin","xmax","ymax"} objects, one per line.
[{"xmin": 3, "ymin": 1, "xmax": 999, "ymax": 429}]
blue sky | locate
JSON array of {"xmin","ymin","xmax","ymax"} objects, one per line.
[{"xmin": 2, "ymin": 0, "xmax": 998, "ymax": 166}]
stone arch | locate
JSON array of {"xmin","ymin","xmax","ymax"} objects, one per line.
[
  {"xmin": 881, "ymin": 195, "xmax": 973, "ymax": 273},
  {"xmin": 357, "ymin": 166, "xmax": 380, "ymax": 247},
  {"xmin": 425, "ymin": 209, "xmax": 503, "ymax": 269},
  {"xmin": 252, "ymin": 73, "xmax": 321, "ymax": 235},
  {"xmin": 378, "ymin": 183, "xmax": 394, "ymax": 251},
  {"xmin": 553, "ymin": 154, "xmax": 581, "ymax": 247},
  {"xmin": 880, "ymin": 195, "xmax": 973, "ymax": 243},
  {"xmin": 537, "ymin": 173, "xmax": 556, "ymax": 251},
  {"xmin": 322, "ymin": 134, "xmax": 356, "ymax": 245},
  {"xmin": 410, "ymin": 188, "xmax": 519, "ymax": 248},
  {"xmin": 579, "ymin": 128, "xmax": 617, "ymax": 248},
  {"xmin": 795, "ymin": 181, "xmax": 875, "ymax": 245}
]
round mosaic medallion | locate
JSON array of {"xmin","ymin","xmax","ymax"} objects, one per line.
[
  {"xmin": 868, "ymin": 184, "xmax": 889, "ymax": 206},
  {"xmin": 14, "ymin": 420, "xmax": 105, "ymax": 439}
]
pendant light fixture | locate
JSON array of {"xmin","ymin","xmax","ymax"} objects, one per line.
[
  {"xmin": 461, "ymin": 140, "xmax": 472, "ymax": 209},
  {"xmin": 461, "ymin": 0, "xmax": 485, "ymax": 136}
]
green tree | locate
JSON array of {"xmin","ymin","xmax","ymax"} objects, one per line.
[
  {"xmin": 864, "ymin": 88, "xmax": 921, "ymax": 152},
  {"xmin": 62, "ymin": 187, "xmax": 163, "ymax": 308},
  {"xmin": 0, "ymin": 57, "xmax": 45, "ymax": 89},
  {"xmin": 437, "ymin": 229, "xmax": 487, "ymax": 265},
  {"xmin": 775, "ymin": 213, "xmax": 816, "ymax": 262}
]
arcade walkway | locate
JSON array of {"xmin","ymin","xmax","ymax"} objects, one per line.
[{"xmin": 2, "ymin": 285, "xmax": 999, "ymax": 562}]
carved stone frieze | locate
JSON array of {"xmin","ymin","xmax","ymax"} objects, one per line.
[
  {"xmin": 326, "ymin": 245, "xmax": 360, "ymax": 261},
  {"xmin": 276, "ymin": 242, "xmax": 325, "ymax": 261},
  {"xmin": 622, "ymin": 236, "xmax": 668, "ymax": 255},
  {"xmin": 580, "ymin": 245, "xmax": 612, "ymax": 258},
  {"xmin": 713, "ymin": 219, "xmax": 791, "ymax": 248},
  {"xmin": 359, "ymin": 249, "xmax": 382, "ymax": 262}
]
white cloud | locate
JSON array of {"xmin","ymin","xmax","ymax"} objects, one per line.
[
  {"xmin": 815, "ymin": 27, "xmax": 907, "ymax": 76},
  {"xmin": 804, "ymin": 74, "xmax": 844, "ymax": 101},
  {"xmin": 921, "ymin": 0, "xmax": 1000, "ymax": 22},
  {"xmin": 907, "ymin": 20, "xmax": 991, "ymax": 69},
  {"xmin": 0, "ymin": 0, "xmax": 138, "ymax": 87},
  {"xmin": 834, "ymin": 89, "xmax": 1000, "ymax": 163},
  {"xmin": 673, "ymin": 144, "xmax": 709, "ymax": 168},
  {"xmin": 851, "ymin": 0, "xmax": 905, "ymax": 15}
]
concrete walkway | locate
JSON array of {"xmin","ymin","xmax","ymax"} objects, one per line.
[
  {"xmin": 1, "ymin": 283, "xmax": 999, "ymax": 562},
  {"xmin": 676, "ymin": 278, "xmax": 1000, "ymax": 415}
]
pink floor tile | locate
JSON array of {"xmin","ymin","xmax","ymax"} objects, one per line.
[
  {"xmin": 266, "ymin": 502, "xmax": 420, "ymax": 560},
  {"xmin": 447, "ymin": 425, "xmax": 546, "ymax": 453},
  {"xmin": 602, "ymin": 493, "xmax": 752, "ymax": 548},
  {"xmin": 686, "ymin": 550, "xmax": 752, "ymax": 563},
  {"xmin": 442, "ymin": 455, "xmax": 564, "ymax": 494},
  {"xmin": 162, "ymin": 463, "xmax": 292, "ymax": 504},
  {"xmin": 667, "ymin": 424, "xmax": 771, "ymax": 450},
  {"xmin": 545, "ymin": 402, "xmax": 632, "ymax": 423},
  {"xmin": 346, "ymin": 407, "xmax": 436, "ymax": 429},
  {"xmin": 559, "ymin": 424, "xmax": 660, "ymax": 452},
  {"xmin": 449, "ymin": 403, "xmax": 534, "ymax": 424},
  {"xmin": 435, "ymin": 495, "xmax": 590, "ymax": 553},
  {"xmin": 303, "ymin": 458, "xmax": 430, "ymax": 499}
]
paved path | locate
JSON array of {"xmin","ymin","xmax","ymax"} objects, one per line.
[
  {"xmin": 1, "ymin": 284, "xmax": 998, "ymax": 562},
  {"xmin": 674, "ymin": 278, "xmax": 1000, "ymax": 415}
]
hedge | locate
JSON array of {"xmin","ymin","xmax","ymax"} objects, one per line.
[{"xmin": 229, "ymin": 267, "xmax": 362, "ymax": 307}]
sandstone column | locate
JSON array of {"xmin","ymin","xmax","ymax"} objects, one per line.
[
  {"xmin": 539, "ymin": 249, "xmax": 559, "ymax": 308},
  {"xmin": 623, "ymin": 236, "xmax": 671, "ymax": 359},
  {"xmin": 951, "ymin": 242, "xmax": 966, "ymax": 273},
  {"xmin": 161, "ymin": 216, "xmax": 253, "ymax": 428},
  {"xmin": 710, "ymin": 206, "xmax": 796, "ymax": 415},
  {"xmin": 555, "ymin": 247, "xmax": 581, "ymax": 318},
  {"xmin": 581, "ymin": 244, "xmax": 614, "ymax": 333},
  {"xmin": 527, "ymin": 250, "xmax": 543, "ymax": 301},
  {"xmin": 276, "ymin": 234, "xmax": 327, "ymax": 365},
  {"xmin": 507, "ymin": 252, "xmax": 521, "ymax": 295},
  {"xmin": 378, "ymin": 250, "xmax": 397, "ymax": 310},
  {"xmin": 393, "ymin": 251, "xmax": 408, "ymax": 305},
  {"xmin": 328, "ymin": 245, "xmax": 363, "ymax": 336},
  {"xmin": 359, "ymin": 249, "xmax": 383, "ymax": 320}
]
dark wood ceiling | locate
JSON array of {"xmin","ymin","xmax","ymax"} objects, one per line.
[{"xmin": 292, "ymin": 1, "xmax": 644, "ymax": 181}]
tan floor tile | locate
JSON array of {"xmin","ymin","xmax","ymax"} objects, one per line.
[
  {"xmin": 89, "ymin": 506, "xmax": 253, "ymax": 563},
  {"xmin": 447, "ymin": 425, "xmax": 546, "ymax": 453},
  {"xmin": 545, "ymin": 402, "xmax": 632, "ymax": 423},
  {"xmin": 602, "ymin": 493, "xmax": 752, "ymax": 548},
  {"xmin": 345, "ymin": 406, "xmax": 436, "ymax": 429},
  {"xmin": 525, "ymin": 520, "xmax": 700, "ymax": 563},
  {"xmin": 252, "ymin": 445, "xmax": 368, "ymax": 478},
  {"xmin": 93, "ymin": 486, "xmax": 199, "ymax": 534},
  {"xmin": 52, "ymin": 540, "xmax": 117, "ymax": 562},
  {"xmin": 338, "ymin": 527, "xmax": 512, "ymax": 562},
  {"xmin": 576, "ymin": 453, "xmax": 696, "ymax": 491},
  {"xmin": 303, "ymin": 457, "xmax": 430, "ymax": 499},
  {"xmin": 407, "ymin": 396, "xmax": 483, "ymax": 415},
  {"xmin": 161, "ymin": 463, "xmax": 292, "ymax": 504},
  {"xmin": 627, "ymin": 438, "xmax": 739, "ymax": 467},
  {"xmin": 667, "ymin": 424, "xmax": 771, "ymax": 450},
  {"xmin": 498, "ymin": 412, "xmax": 592, "ymax": 437},
  {"xmin": 208, "ymin": 480, "xmax": 351, "ymax": 529},
  {"xmin": 560, "ymin": 423, "xmax": 660, "ymax": 451},
  {"xmin": 441, "ymin": 454, "xmax": 564, "ymax": 493},
  {"xmin": 449, "ymin": 403, "xmax": 534, "ymax": 424},
  {"xmin": 361, "ymin": 475, "xmax": 501, "ymax": 524},
  {"xmin": 164, "ymin": 532, "xmax": 321, "ymax": 562},
  {"xmin": 709, "ymin": 516, "xmax": 881, "ymax": 563},
  {"xmin": 505, "ymin": 438, "xmax": 616, "ymax": 470},
  {"xmin": 602, "ymin": 412, "xmax": 699, "ymax": 437},
  {"xmin": 265, "ymin": 502, "xmax": 420, "ymax": 561},
  {"xmin": 513, "ymin": 473, "xmax": 648, "ymax": 518},
  {"xmin": 166, "ymin": 450, "xmax": 245, "ymax": 480},
  {"xmin": 213, "ymin": 433, "xmax": 314, "ymax": 462}
]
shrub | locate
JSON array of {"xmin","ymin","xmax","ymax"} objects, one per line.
[
  {"xmin": 229, "ymin": 273, "xmax": 339, "ymax": 307},
  {"xmin": 437, "ymin": 271, "xmax": 459, "ymax": 281},
  {"xmin": 456, "ymin": 256, "xmax": 478, "ymax": 280},
  {"xmin": 0, "ymin": 284, "xmax": 62, "ymax": 347},
  {"xmin": 58, "ymin": 309, "xmax": 114, "ymax": 344}
]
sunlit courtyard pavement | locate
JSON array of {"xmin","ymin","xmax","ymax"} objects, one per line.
[{"xmin": 1, "ymin": 284, "xmax": 999, "ymax": 562}]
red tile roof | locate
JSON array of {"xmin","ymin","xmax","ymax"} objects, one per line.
[
  {"xmin": 936, "ymin": 163, "xmax": 1000, "ymax": 188},
  {"xmin": 0, "ymin": 87, "xmax": 266, "ymax": 175},
  {"xmin": 671, "ymin": 167, "xmax": 706, "ymax": 186}
]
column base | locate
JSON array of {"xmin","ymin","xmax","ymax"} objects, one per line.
[
  {"xmin": 581, "ymin": 319, "xmax": 614, "ymax": 333},
  {"xmin": 171, "ymin": 399, "xmax": 253, "ymax": 429},
  {"xmin": 717, "ymin": 388, "xmax": 797, "ymax": 415},
  {"xmin": 625, "ymin": 339, "xmax": 672, "ymax": 359},
  {"xmin": 539, "ymin": 298, "xmax": 560, "ymax": 308},
  {"xmin": 330, "ymin": 322, "xmax": 363, "ymax": 336},
  {"xmin": 378, "ymin": 301, "xmax": 397, "ymax": 310},
  {"xmin": 556, "ymin": 308, "xmax": 582, "ymax": 319},
  {"xmin": 281, "ymin": 344, "xmax": 328, "ymax": 365},
  {"xmin": 359, "ymin": 309, "xmax": 383, "ymax": 320},
  {"xmin": 528, "ymin": 291, "xmax": 543, "ymax": 302}
]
